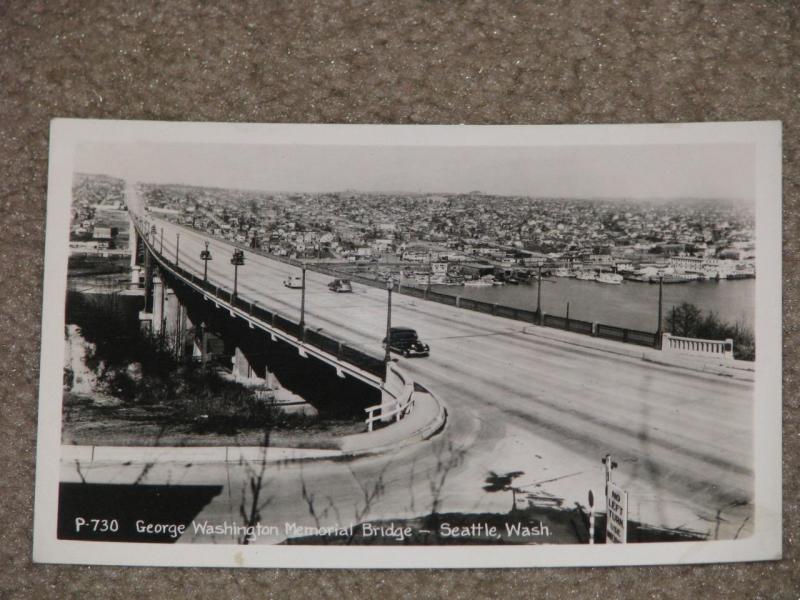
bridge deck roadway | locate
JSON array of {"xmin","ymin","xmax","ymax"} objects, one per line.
[{"xmin": 70, "ymin": 200, "xmax": 753, "ymax": 543}]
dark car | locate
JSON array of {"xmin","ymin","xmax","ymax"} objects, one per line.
[
  {"xmin": 328, "ymin": 278, "xmax": 353, "ymax": 293},
  {"xmin": 382, "ymin": 327, "xmax": 430, "ymax": 358}
]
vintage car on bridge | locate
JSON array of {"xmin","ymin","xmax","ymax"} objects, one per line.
[
  {"xmin": 382, "ymin": 327, "xmax": 430, "ymax": 358},
  {"xmin": 327, "ymin": 278, "xmax": 353, "ymax": 293},
  {"xmin": 283, "ymin": 275, "xmax": 303, "ymax": 289}
]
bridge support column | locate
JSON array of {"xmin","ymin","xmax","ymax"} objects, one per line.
[
  {"xmin": 138, "ymin": 259, "xmax": 159, "ymax": 334},
  {"xmin": 192, "ymin": 322, "xmax": 208, "ymax": 368},
  {"xmin": 232, "ymin": 346, "xmax": 256, "ymax": 382},
  {"xmin": 129, "ymin": 215, "xmax": 143, "ymax": 286},
  {"xmin": 163, "ymin": 287, "xmax": 190, "ymax": 359},
  {"xmin": 151, "ymin": 274, "xmax": 165, "ymax": 336},
  {"xmin": 143, "ymin": 250, "xmax": 154, "ymax": 312}
]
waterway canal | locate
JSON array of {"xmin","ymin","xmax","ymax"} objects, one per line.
[{"xmin": 431, "ymin": 278, "xmax": 755, "ymax": 333}]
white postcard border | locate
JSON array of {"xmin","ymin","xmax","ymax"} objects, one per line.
[{"xmin": 33, "ymin": 119, "xmax": 782, "ymax": 568}]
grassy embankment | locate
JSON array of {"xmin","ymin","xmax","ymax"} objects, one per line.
[{"xmin": 63, "ymin": 291, "xmax": 360, "ymax": 446}]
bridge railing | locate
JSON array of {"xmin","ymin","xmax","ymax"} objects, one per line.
[
  {"xmin": 137, "ymin": 216, "xmax": 664, "ymax": 355},
  {"xmin": 133, "ymin": 217, "xmax": 387, "ymax": 382},
  {"xmin": 661, "ymin": 333, "xmax": 734, "ymax": 360},
  {"xmin": 595, "ymin": 323, "xmax": 657, "ymax": 347},
  {"xmin": 365, "ymin": 363, "xmax": 416, "ymax": 432}
]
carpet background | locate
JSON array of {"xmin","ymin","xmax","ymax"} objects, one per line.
[{"xmin": 1, "ymin": 1, "xmax": 798, "ymax": 598}]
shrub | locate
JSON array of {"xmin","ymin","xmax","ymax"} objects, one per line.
[{"xmin": 666, "ymin": 302, "xmax": 754, "ymax": 361}]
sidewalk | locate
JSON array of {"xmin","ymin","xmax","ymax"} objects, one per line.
[
  {"xmin": 61, "ymin": 444, "xmax": 343, "ymax": 466},
  {"xmin": 520, "ymin": 325, "xmax": 755, "ymax": 382},
  {"xmin": 61, "ymin": 388, "xmax": 448, "ymax": 470}
]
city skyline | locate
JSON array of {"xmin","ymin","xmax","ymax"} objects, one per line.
[{"xmin": 74, "ymin": 141, "xmax": 756, "ymax": 205}]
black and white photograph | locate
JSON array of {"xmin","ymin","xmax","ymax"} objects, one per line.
[{"xmin": 33, "ymin": 120, "xmax": 781, "ymax": 568}]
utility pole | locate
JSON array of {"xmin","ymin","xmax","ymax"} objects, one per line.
[
  {"xmin": 426, "ymin": 266, "xmax": 432, "ymax": 299},
  {"xmin": 384, "ymin": 278, "xmax": 393, "ymax": 366}
]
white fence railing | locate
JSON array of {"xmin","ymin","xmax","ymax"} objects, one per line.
[
  {"xmin": 365, "ymin": 364, "xmax": 416, "ymax": 431},
  {"xmin": 661, "ymin": 333, "xmax": 734, "ymax": 360}
]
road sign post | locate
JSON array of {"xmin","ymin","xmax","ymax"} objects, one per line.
[
  {"xmin": 601, "ymin": 453, "xmax": 617, "ymax": 498},
  {"xmin": 606, "ymin": 481, "xmax": 628, "ymax": 544}
]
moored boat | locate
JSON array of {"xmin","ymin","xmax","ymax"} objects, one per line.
[{"xmin": 597, "ymin": 272, "xmax": 624, "ymax": 284}]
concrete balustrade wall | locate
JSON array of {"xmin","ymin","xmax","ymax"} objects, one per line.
[{"xmin": 661, "ymin": 333, "xmax": 734, "ymax": 361}]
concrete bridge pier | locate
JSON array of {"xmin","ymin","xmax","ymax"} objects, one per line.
[
  {"xmin": 191, "ymin": 321, "xmax": 209, "ymax": 368},
  {"xmin": 160, "ymin": 285, "xmax": 194, "ymax": 360},
  {"xmin": 137, "ymin": 250, "xmax": 156, "ymax": 333},
  {"xmin": 129, "ymin": 214, "xmax": 144, "ymax": 286},
  {"xmin": 142, "ymin": 250, "xmax": 154, "ymax": 312},
  {"xmin": 232, "ymin": 346, "xmax": 260, "ymax": 382}
]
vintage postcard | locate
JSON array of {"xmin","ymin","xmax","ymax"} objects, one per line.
[{"xmin": 33, "ymin": 120, "xmax": 782, "ymax": 568}]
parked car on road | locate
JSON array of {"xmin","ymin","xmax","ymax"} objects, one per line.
[
  {"xmin": 382, "ymin": 327, "xmax": 430, "ymax": 358},
  {"xmin": 283, "ymin": 275, "xmax": 303, "ymax": 288},
  {"xmin": 328, "ymin": 278, "xmax": 353, "ymax": 293}
]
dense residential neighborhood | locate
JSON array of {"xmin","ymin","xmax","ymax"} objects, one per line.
[
  {"xmin": 133, "ymin": 179, "xmax": 755, "ymax": 284},
  {"xmin": 67, "ymin": 174, "xmax": 756, "ymax": 285}
]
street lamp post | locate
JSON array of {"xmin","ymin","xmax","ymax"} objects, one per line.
[
  {"xmin": 656, "ymin": 274, "xmax": 664, "ymax": 347},
  {"xmin": 175, "ymin": 233, "xmax": 180, "ymax": 267},
  {"xmin": 231, "ymin": 249, "xmax": 245, "ymax": 299},
  {"xmin": 426, "ymin": 267, "xmax": 432, "ymax": 299},
  {"xmin": 299, "ymin": 263, "xmax": 307, "ymax": 330},
  {"xmin": 536, "ymin": 264, "xmax": 543, "ymax": 325},
  {"xmin": 426, "ymin": 252, "xmax": 433, "ymax": 298},
  {"xmin": 160, "ymin": 228, "xmax": 164, "ymax": 254},
  {"xmin": 200, "ymin": 242, "xmax": 212, "ymax": 282},
  {"xmin": 384, "ymin": 278, "xmax": 393, "ymax": 365}
]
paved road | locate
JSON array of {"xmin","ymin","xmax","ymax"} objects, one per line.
[{"xmin": 68, "ymin": 192, "xmax": 754, "ymax": 542}]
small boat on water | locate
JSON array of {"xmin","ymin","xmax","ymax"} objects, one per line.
[
  {"xmin": 465, "ymin": 275, "xmax": 503, "ymax": 287},
  {"xmin": 575, "ymin": 271, "xmax": 597, "ymax": 281},
  {"xmin": 597, "ymin": 272, "xmax": 624, "ymax": 285},
  {"xmin": 464, "ymin": 280, "xmax": 492, "ymax": 287},
  {"xmin": 553, "ymin": 268, "xmax": 575, "ymax": 278}
]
